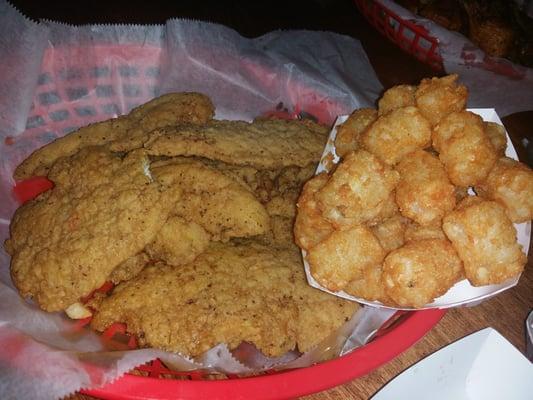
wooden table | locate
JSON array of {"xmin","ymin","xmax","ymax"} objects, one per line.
[{"xmin": 10, "ymin": 0, "xmax": 533, "ymax": 399}]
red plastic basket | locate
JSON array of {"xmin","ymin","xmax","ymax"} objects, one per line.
[
  {"xmin": 6, "ymin": 43, "xmax": 447, "ymax": 399},
  {"xmin": 355, "ymin": 0, "xmax": 444, "ymax": 71}
]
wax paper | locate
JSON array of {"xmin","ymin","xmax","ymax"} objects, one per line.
[
  {"xmin": 377, "ymin": 0, "xmax": 533, "ymax": 117},
  {"xmin": 0, "ymin": 1, "xmax": 393, "ymax": 399}
]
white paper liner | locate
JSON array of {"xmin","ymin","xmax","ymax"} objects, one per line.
[{"xmin": 303, "ymin": 108, "xmax": 532, "ymax": 310}]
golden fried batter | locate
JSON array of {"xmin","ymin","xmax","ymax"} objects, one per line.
[
  {"xmin": 334, "ymin": 108, "xmax": 377, "ymax": 158},
  {"xmin": 144, "ymin": 119, "xmax": 327, "ymax": 169},
  {"xmin": 91, "ymin": 241, "xmax": 357, "ymax": 357},
  {"xmin": 108, "ymin": 252, "xmax": 150, "ymax": 284},
  {"xmin": 382, "ymin": 239, "xmax": 463, "ymax": 307},
  {"xmin": 415, "ymin": 74, "xmax": 468, "ymax": 126},
  {"xmin": 6, "ymin": 146, "xmax": 171, "ymax": 312},
  {"xmin": 433, "ymin": 111, "xmax": 498, "ymax": 187},
  {"xmin": 306, "ymin": 225, "xmax": 385, "ymax": 292},
  {"xmin": 151, "ymin": 159, "xmax": 270, "ymax": 240},
  {"xmin": 361, "ymin": 106, "xmax": 432, "ymax": 166},
  {"xmin": 475, "ymin": 157, "xmax": 533, "ymax": 223},
  {"xmin": 145, "ymin": 216, "xmax": 210, "ymax": 266},
  {"xmin": 13, "ymin": 92, "xmax": 214, "ymax": 180},
  {"xmin": 378, "ymin": 84, "xmax": 416, "ymax": 115},
  {"xmin": 442, "ymin": 197, "xmax": 526, "ymax": 286},
  {"xmin": 316, "ymin": 150, "xmax": 400, "ymax": 227},
  {"xmin": 395, "ymin": 150, "xmax": 456, "ymax": 226},
  {"xmin": 294, "ymin": 173, "xmax": 334, "ymax": 251}
]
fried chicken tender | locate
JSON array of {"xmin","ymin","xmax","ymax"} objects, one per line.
[
  {"xmin": 334, "ymin": 108, "xmax": 377, "ymax": 158},
  {"xmin": 442, "ymin": 197, "xmax": 527, "ymax": 286},
  {"xmin": 484, "ymin": 122, "xmax": 507, "ymax": 156},
  {"xmin": 475, "ymin": 157, "xmax": 533, "ymax": 223},
  {"xmin": 5, "ymin": 147, "xmax": 171, "ymax": 312},
  {"xmin": 415, "ymin": 74, "xmax": 468, "ymax": 126},
  {"xmin": 382, "ymin": 239, "xmax": 463, "ymax": 307},
  {"xmin": 108, "ymin": 252, "xmax": 150, "ymax": 284},
  {"xmin": 13, "ymin": 92, "xmax": 214, "ymax": 180},
  {"xmin": 433, "ymin": 111, "xmax": 498, "ymax": 187},
  {"xmin": 294, "ymin": 173, "xmax": 334, "ymax": 251},
  {"xmin": 91, "ymin": 241, "xmax": 357, "ymax": 357},
  {"xmin": 144, "ymin": 119, "xmax": 327, "ymax": 169},
  {"xmin": 151, "ymin": 159, "xmax": 270, "ymax": 240},
  {"xmin": 316, "ymin": 150, "xmax": 400, "ymax": 228},
  {"xmin": 145, "ymin": 216, "xmax": 210, "ymax": 266},
  {"xmin": 395, "ymin": 150, "xmax": 456, "ymax": 226},
  {"xmin": 378, "ymin": 84, "xmax": 416, "ymax": 115},
  {"xmin": 370, "ymin": 214, "xmax": 407, "ymax": 253},
  {"xmin": 307, "ymin": 225, "xmax": 385, "ymax": 292},
  {"xmin": 361, "ymin": 106, "xmax": 432, "ymax": 166}
]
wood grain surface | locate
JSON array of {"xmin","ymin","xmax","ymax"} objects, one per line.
[{"xmin": 8, "ymin": 1, "xmax": 533, "ymax": 399}]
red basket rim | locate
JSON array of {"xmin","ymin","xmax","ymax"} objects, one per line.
[{"xmin": 84, "ymin": 308, "xmax": 445, "ymax": 400}]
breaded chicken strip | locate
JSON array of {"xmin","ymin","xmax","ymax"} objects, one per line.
[
  {"xmin": 5, "ymin": 146, "xmax": 172, "ymax": 312},
  {"xmin": 361, "ymin": 106, "xmax": 432, "ymax": 166},
  {"xmin": 91, "ymin": 241, "xmax": 357, "ymax": 357},
  {"xmin": 475, "ymin": 157, "xmax": 533, "ymax": 223},
  {"xmin": 316, "ymin": 150, "xmax": 399, "ymax": 227},
  {"xmin": 334, "ymin": 108, "xmax": 377, "ymax": 158},
  {"xmin": 13, "ymin": 92, "xmax": 214, "ymax": 180},
  {"xmin": 442, "ymin": 197, "xmax": 526, "ymax": 286},
  {"xmin": 151, "ymin": 159, "xmax": 270, "ymax": 241},
  {"xmin": 415, "ymin": 74, "xmax": 468, "ymax": 126},
  {"xmin": 143, "ymin": 119, "xmax": 327, "ymax": 169},
  {"xmin": 378, "ymin": 84, "xmax": 416, "ymax": 115}
]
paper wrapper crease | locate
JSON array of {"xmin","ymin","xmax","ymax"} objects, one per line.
[{"xmin": 0, "ymin": 1, "xmax": 397, "ymax": 398}]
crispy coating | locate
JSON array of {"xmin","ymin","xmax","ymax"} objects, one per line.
[
  {"xmin": 316, "ymin": 150, "xmax": 400, "ymax": 227},
  {"xmin": 344, "ymin": 264, "xmax": 390, "ymax": 303},
  {"xmin": 361, "ymin": 106, "xmax": 432, "ymax": 166},
  {"xmin": 91, "ymin": 241, "xmax": 357, "ymax": 357},
  {"xmin": 307, "ymin": 225, "xmax": 385, "ymax": 292},
  {"xmin": 334, "ymin": 108, "xmax": 377, "ymax": 158},
  {"xmin": 151, "ymin": 159, "xmax": 270, "ymax": 241},
  {"xmin": 108, "ymin": 252, "xmax": 150, "ymax": 284},
  {"xmin": 415, "ymin": 74, "xmax": 468, "ymax": 126},
  {"xmin": 442, "ymin": 197, "xmax": 526, "ymax": 286},
  {"xmin": 145, "ymin": 216, "xmax": 210, "ymax": 266},
  {"xmin": 378, "ymin": 84, "xmax": 416, "ymax": 115},
  {"xmin": 5, "ymin": 147, "xmax": 171, "ymax": 312},
  {"xmin": 144, "ymin": 119, "xmax": 327, "ymax": 169},
  {"xmin": 484, "ymin": 122, "xmax": 507, "ymax": 157},
  {"xmin": 475, "ymin": 157, "xmax": 533, "ymax": 223},
  {"xmin": 404, "ymin": 221, "xmax": 446, "ymax": 242},
  {"xmin": 395, "ymin": 150, "xmax": 456, "ymax": 225},
  {"xmin": 370, "ymin": 214, "xmax": 407, "ymax": 253},
  {"xmin": 13, "ymin": 92, "xmax": 214, "ymax": 180},
  {"xmin": 294, "ymin": 173, "xmax": 334, "ymax": 251},
  {"xmin": 382, "ymin": 239, "xmax": 463, "ymax": 307},
  {"xmin": 433, "ymin": 111, "xmax": 498, "ymax": 186}
]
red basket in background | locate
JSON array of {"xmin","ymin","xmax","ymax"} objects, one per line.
[{"xmin": 355, "ymin": 0, "xmax": 444, "ymax": 71}]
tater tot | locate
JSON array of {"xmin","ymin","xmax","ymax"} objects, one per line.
[
  {"xmin": 361, "ymin": 106, "xmax": 432, "ymax": 166},
  {"xmin": 344, "ymin": 264, "xmax": 390, "ymax": 303},
  {"xmin": 404, "ymin": 221, "xmax": 446, "ymax": 242},
  {"xmin": 335, "ymin": 108, "xmax": 377, "ymax": 158},
  {"xmin": 316, "ymin": 150, "xmax": 400, "ymax": 228},
  {"xmin": 433, "ymin": 111, "xmax": 498, "ymax": 186},
  {"xmin": 382, "ymin": 239, "xmax": 463, "ymax": 307},
  {"xmin": 442, "ymin": 197, "xmax": 526, "ymax": 286},
  {"xmin": 371, "ymin": 214, "xmax": 407, "ymax": 252},
  {"xmin": 378, "ymin": 85, "xmax": 416, "ymax": 115},
  {"xmin": 415, "ymin": 74, "xmax": 468, "ymax": 126},
  {"xmin": 307, "ymin": 225, "xmax": 385, "ymax": 292},
  {"xmin": 475, "ymin": 157, "xmax": 533, "ymax": 223},
  {"xmin": 395, "ymin": 150, "xmax": 456, "ymax": 225},
  {"xmin": 294, "ymin": 173, "xmax": 334, "ymax": 251},
  {"xmin": 484, "ymin": 122, "xmax": 507, "ymax": 156}
]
